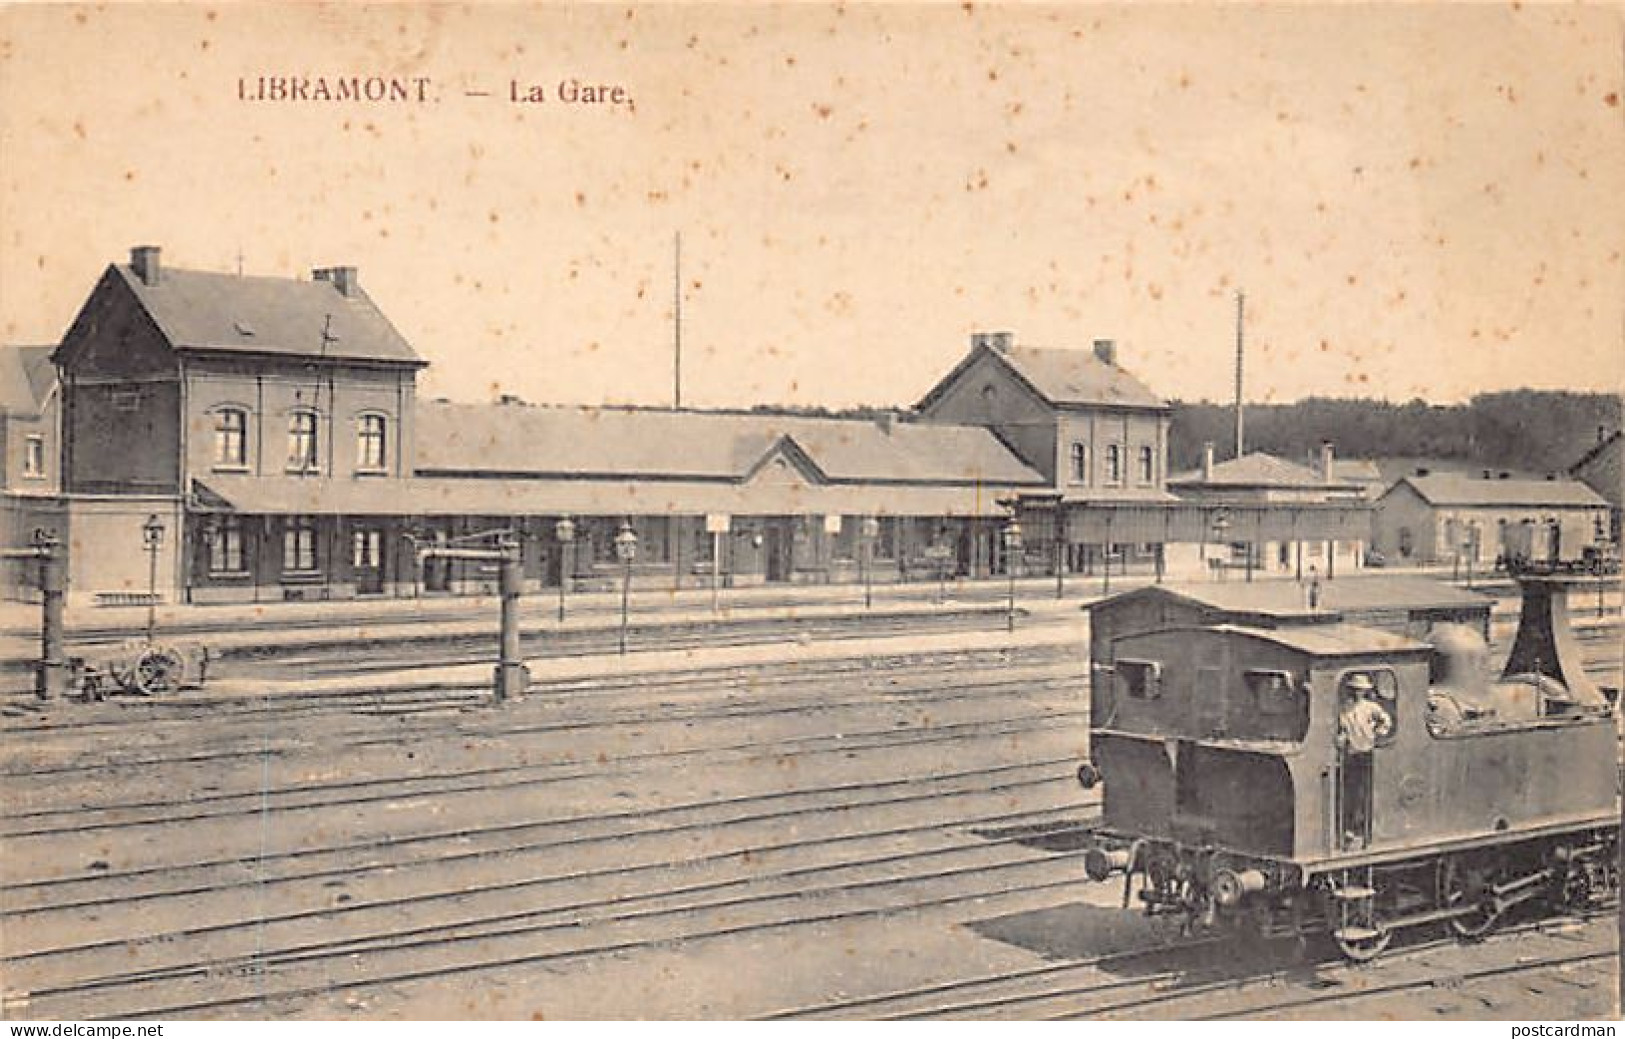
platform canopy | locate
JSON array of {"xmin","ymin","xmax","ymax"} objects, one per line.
[{"xmin": 191, "ymin": 475, "xmax": 1026, "ymax": 520}]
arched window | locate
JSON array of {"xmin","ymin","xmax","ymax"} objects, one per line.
[
  {"xmin": 214, "ymin": 408, "xmax": 248, "ymax": 468},
  {"xmin": 1105, "ymin": 444, "xmax": 1122, "ymax": 485},
  {"xmin": 287, "ymin": 410, "xmax": 319, "ymax": 471},
  {"xmin": 1070, "ymin": 442, "xmax": 1089, "ymax": 484},
  {"xmin": 357, "ymin": 414, "xmax": 387, "ymax": 472}
]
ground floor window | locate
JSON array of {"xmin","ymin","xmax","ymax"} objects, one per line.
[
  {"xmin": 692, "ymin": 524, "xmax": 716, "ymax": 564},
  {"xmin": 209, "ymin": 516, "xmax": 246, "ymax": 574},
  {"xmin": 352, "ymin": 527, "xmax": 383, "ymax": 568},
  {"xmin": 283, "ymin": 516, "xmax": 319, "ymax": 572},
  {"xmin": 831, "ymin": 517, "xmax": 858, "ymax": 562},
  {"xmin": 874, "ymin": 517, "xmax": 900, "ymax": 560}
]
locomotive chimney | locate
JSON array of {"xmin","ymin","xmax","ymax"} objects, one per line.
[
  {"xmin": 129, "ymin": 245, "xmax": 161, "ymax": 286},
  {"xmin": 1202, "ymin": 441, "xmax": 1215, "ymax": 482}
]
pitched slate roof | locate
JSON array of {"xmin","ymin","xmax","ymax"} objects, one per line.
[
  {"xmin": 1569, "ymin": 432, "xmax": 1621, "ymax": 507},
  {"xmin": 0, "ymin": 346, "xmax": 57, "ymax": 417},
  {"xmin": 917, "ymin": 340, "xmax": 1167, "ymax": 412},
  {"xmin": 111, "ymin": 263, "xmax": 423, "ymax": 366},
  {"xmin": 1386, "ymin": 472, "xmax": 1608, "ymax": 508},
  {"xmin": 994, "ymin": 345, "xmax": 1166, "ymax": 409},
  {"xmin": 1367, "ymin": 457, "xmax": 1545, "ymax": 485},
  {"xmin": 1169, "ymin": 451, "xmax": 1355, "ymax": 490},
  {"xmin": 413, "ymin": 402, "xmax": 1047, "ymax": 487},
  {"xmin": 1569, "ymin": 430, "xmax": 1620, "ymax": 476},
  {"xmin": 1330, "ymin": 458, "xmax": 1384, "ymax": 483}
]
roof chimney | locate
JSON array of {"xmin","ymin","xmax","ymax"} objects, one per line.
[
  {"xmin": 313, "ymin": 266, "xmax": 359, "ymax": 298},
  {"xmin": 971, "ymin": 330, "xmax": 1014, "ymax": 353},
  {"xmin": 1201, "ymin": 441, "xmax": 1215, "ymax": 482},
  {"xmin": 1093, "ymin": 338, "xmax": 1118, "ymax": 365},
  {"xmin": 1600, "ymin": 425, "xmax": 1610, "ymax": 445},
  {"xmin": 1320, "ymin": 441, "xmax": 1335, "ymax": 485},
  {"xmin": 130, "ymin": 245, "xmax": 161, "ymax": 286}
]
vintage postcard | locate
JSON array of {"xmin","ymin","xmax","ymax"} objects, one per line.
[{"xmin": 0, "ymin": 1, "xmax": 1619, "ymax": 1023}]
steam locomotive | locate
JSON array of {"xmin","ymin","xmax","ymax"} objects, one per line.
[{"xmin": 1074, "ymin": 573, "xmax": 1619, "ymax": 960}]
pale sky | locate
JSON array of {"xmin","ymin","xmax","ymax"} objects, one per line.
[{"xmin": 1, "ymin": 3, "xmax": 1621, "ymax": 409}]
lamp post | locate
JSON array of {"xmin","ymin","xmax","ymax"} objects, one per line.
[
  {"xmin": 614, "ymin": 520, "xmax": 639, "ymax": 655},
  {"xmin": 1210, "ymin": 509, "xmax": 1232, "ymax": 583},
  {"xmin": 1001, "ymin": 514, "xmax": 1023, "ymax": 633},
  {"xmin": 554, "ymin": 517, "xmax": 576, "ymax": 623},
  {"xmin": 141, "ymin": 514, "xmax": 165, "ymax": 644},
  {"xmin": 860, "ymin": 517, "xmax": 880, "ymax": 610}
]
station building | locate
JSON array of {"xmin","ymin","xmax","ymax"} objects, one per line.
[
  {"xmin": 22, "ymin": 246, "xmax": 1377, "ymax": 605},
  {"xmin": 1370, "ymin": 471, "xmax": 1610, "ymax": 566},
  {"xmin": 1164, "ymin": 443, "xmax": 1370, "ymax": 579}
]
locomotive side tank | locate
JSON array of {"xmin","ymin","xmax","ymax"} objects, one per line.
[{"xmin": 1077, "ymin": 574, "xmax": 1619, "ymax": 959}]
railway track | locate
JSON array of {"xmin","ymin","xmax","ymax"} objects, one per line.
[
  {"xmin": 0, "ymin": 700, "xmax": 1086, "ymax": 845},
  {"xmin": 5, "ymin": 801, "xmax": 1102, "ymax": 1011},
  {"xmin": 3, "ymin": 607, "xmax": 1617, "ymax": 1020},
  {"xmin": 3, "ymin": 647, "xmax": 1092, "ymax": 783},
  {"xmin": 0, "ymin": 639, "xmax": 1082, "ymax": 743},
  {"xmin": 227, "ymin": 605, "xmax": 1023, "ymax": 677},
  {"xmin": 770, "ymin": 911, "xmax": 1616, "ymax": 1021}
]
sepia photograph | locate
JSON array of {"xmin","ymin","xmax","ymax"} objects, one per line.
[{"xmin": 0, "ymin": 0, "xmax": 1620, "ymax": 1024}]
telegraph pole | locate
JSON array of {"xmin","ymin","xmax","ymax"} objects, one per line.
[
  {"xmin": 673, "ymin": 232, "xmax": 683, "ymax": 410},
  {"xmin": 1233, "ymin": 290, "xmax": 1245, "ymax": 460}
]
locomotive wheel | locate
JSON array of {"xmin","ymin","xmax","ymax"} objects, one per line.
[
  {"xmin": 1334, "ymin": 926, "xmax": 1392, "ymax": 963},
  {"xmin": 1439, "ymin": 858, "xmax": 1501, "ymax": 939}
]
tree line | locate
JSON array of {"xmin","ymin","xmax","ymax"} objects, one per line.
[{"xmin": 1166, "ymin": 391, "xmax": 1620, "ymax": 474}]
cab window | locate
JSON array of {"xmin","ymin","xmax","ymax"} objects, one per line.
[
  {"xmin": 1244, "ymin": 669, "xmax": 1299, "ymax": 715},
  {"xmin": 1116, "ymin": 658, "xmax": 1162, "ymax": 700},
  {"xmin": 1337, "ymin": 667, "xmax": 1398, "ymax": 748}
]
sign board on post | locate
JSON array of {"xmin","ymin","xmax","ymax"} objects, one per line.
[{"xmin": 706, "ymin": 513, "xmax": 731, "ymax": 534}]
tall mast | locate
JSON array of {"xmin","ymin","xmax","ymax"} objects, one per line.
[
  {"xmin": 673, "ymin": 231, "xmax": 683, "ymax": 410},
  {"xmin": 1233, "ymin": 290, "xmax": 1245, "ymax": 460}
]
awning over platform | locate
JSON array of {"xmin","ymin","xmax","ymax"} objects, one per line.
[
  {"xmin": 191, "ymin": 475, "xmax": 1026, "ymax": 519},
  {"xmin": 1011, "ymin": 496, "xmax": 1373, "ymax": 543}
]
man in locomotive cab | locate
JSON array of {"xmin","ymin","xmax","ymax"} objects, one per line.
[
  {"xmin": 1337, "ymin": 672, "xmax": 1393, "ymax": 849},
  {"xmin": 1338, "ymin": 672, "xmax": 1394, "ymax": 753}
]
